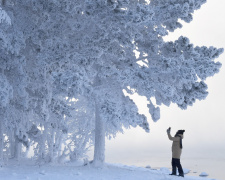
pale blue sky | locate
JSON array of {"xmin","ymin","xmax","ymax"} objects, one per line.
[{"xmin": 105, "ymin": 0, "xmax": 225, "ymax": 166}]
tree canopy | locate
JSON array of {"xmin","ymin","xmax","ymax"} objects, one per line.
[{"xmin": 0, "ymin": 0, "xmax": 223, "ymax": 165}]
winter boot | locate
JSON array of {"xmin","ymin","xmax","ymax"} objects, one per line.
[
  {"xmin": 169, "ymin": 173, "xmax": 177, "ymax": 176},
  {"xmin": 169, "ymin": 166, "xmax": 177, "ymax": 175},
  {"xmin": 177, "ymin": 164, "xmax": 184, "ymax": 177},
  {"xmin": 170, "ymin": 159, "xmax": 177, "ymax": 175}
]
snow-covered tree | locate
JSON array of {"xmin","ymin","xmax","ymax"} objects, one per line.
[
  {"xmin": 69, "ymin": 0, "xmax": 223, "ymax": 166},
  {"xmin": 0, "ymin": 0, "xmax": 223, "ymax": 166}
]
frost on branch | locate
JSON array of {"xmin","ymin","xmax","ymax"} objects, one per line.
[
  {"xmin": 0, "ymin": 0, "xmax": 223, "ymax": 165},
  {"xmin": 151, "ymin": 0, "xmax": 207, "ymax": 31},
  {"xmin": 148, "ymin": 100, "xmax": 160, "ymax": 122},
  {"xmin": 0, "ymin": 74, "xmax": 13, "ymax": 108},
  {"xmin": 0, "ymin": 6, "xmax": 11, "ymax": 25}
]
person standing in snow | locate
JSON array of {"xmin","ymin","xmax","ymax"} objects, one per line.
[{"xmin": 167, "ymin": 127, "xmax": 185, "ymax": 177}]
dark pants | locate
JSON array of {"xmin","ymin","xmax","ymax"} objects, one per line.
[{"xmin": 171, "ymin": 158, "xmax": 184, "ymax": 175}]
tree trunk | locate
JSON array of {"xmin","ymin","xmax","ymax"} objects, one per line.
[
  {"xmin": 0, "ymin": 119, "xmax": 3, "ymax": 162},
  {"xmin": 9, "ymin": 130, "xmax": 15, "ymax": 159},
  {"xmin": 93, "ymin": 100, "xmax": 106, "ymax": 167},
  {"xmin": 49, "ymin": 128, "xmax": 55, "ymax": 163},
  {"xmin": 14, "ymin": 136, "xmax": 21, "ymax": 160},
  {"xmin": 39, "ymin": 126, "xmax": 47, "ymax": 162}
]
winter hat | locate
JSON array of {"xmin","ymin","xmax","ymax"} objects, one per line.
[{"xmin": 177, "ymin": 130, "xmax": 185, "ymax": 135}]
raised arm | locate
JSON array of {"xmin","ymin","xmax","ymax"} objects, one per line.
[{"xmin": 167, "ymin": 127, "xmax": 179, "ymax": 141}]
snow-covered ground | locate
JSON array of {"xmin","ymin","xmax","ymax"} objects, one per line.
[{"xmin": 0, "ymin": 161, "xmax": 219, "ymax": 180}]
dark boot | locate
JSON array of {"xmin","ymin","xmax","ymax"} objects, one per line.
[
  {"xmin": 170, "ymin": 158, "xmax": 177, "ymax": 175},
  {"xmin": 175, "ymin": 159, "xmax": 184, "ymax": 177},
  {"xmin": 169, "ymin": 173, "xmax": 177, "ymax": 176},
  {"xmin": 169, "ymin": 166, "xmax": 176, "ymax": 175}
]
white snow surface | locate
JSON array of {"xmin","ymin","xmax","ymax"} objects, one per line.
[{"xmin": 0, "ymin": 162, "xmax": 216, "ymax": 180}]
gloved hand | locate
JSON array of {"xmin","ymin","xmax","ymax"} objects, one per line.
[{"xmin": 167, "ymin": 127, "xmax": 171, "ymax": 133}]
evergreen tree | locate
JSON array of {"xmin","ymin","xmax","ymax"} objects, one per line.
[{"xmin": 0, "ymin": 0, "xmax": 223, "ymax": 166}]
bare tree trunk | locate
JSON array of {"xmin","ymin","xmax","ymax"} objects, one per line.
[{"xmin": 93, "ymin": 100, "xmax": 106, "ymax": 167}]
